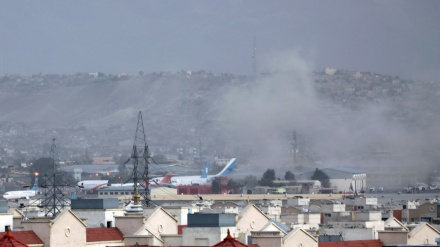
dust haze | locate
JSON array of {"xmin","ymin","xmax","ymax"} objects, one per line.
[{"xmin": 216, "ymin": 51, "xmax": 440, "ymax": 185}]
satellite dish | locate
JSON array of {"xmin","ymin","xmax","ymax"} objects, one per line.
[{"xmin": 100, "ymin": 223, "xmax": 105, "ymax": 228}]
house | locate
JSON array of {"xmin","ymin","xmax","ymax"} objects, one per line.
[
  {"xmin": 161, "ymin": 205, "xmax": 200, "ymax": 234},
  {"xmin": 18, "ymin": 210, "xmax": 87, "ymax": 246},
  {"xmin": 211, "ymin": 201, "xmax": 241, "ymax": 214},
  {"xmin": 383, "ymin": 216, "xmax": 409, "ymax": 231},
  {"xmin": 401, "ymin": 201, "xmax": 438, "ymax": 224},
  {"xmin": 251, "ymin": 228, "xmax": 318, "ymax": 247},
  {"xmin": 320, "ymin": 210, "xmax": 384, "ymax": 241},
  {"xmin": 182, "ymin": 213, "xmax": 238, "ymax": 246},
  {"xmin": 378, "ymin": 221, "xmax": 440, "ymax": 245},
  {"xmin": 115, "ymin": 206, "xmax": 179, "ymax": 246},
  {"xmin": 70, "ymin": 198, "xmax": 125, "ymax": 228},
  {"xmin": 236, "ymin": 204, "xmax": 271, "ymax": 244}
]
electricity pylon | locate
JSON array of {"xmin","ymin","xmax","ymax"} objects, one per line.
[
  {"xmin": 40, "ymin": 138, "xmax": 70, "ymax": 217},
  {"xmin": 124, "ymin": 111, "xmax": 153, "ymax": 207}
]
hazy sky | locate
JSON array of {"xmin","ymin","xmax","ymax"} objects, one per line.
[{"xmin": 1, "ymin": 0, "xmax": 439, "ymax": 80}]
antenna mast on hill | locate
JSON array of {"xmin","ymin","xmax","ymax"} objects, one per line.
[
  {"xmin": 126, "ymin": 111, "xmax": 152, "ymax": 207},
  {"xmin": 40, "ymin": 138, "xmax": 70, "ymax": 217}
]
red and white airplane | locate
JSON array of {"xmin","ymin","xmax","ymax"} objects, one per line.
[{"xmin": 77, "ymin": 173, "xmax": 174, "ymax": 191}]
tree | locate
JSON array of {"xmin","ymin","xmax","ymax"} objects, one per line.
[
  {"xmin": 259, "ymin": 169, "xmax": 275, "ymax": 187},
  {"xmin": 311, "ymin": 168, "xmax": 330, "ymax": 188},
  {"xmin": 284, "ymin": 171, "xmax": 295, "ymax": 180}
]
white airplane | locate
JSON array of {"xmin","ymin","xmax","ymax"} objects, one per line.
[
  {"xmin": 169, "ymin": 158, "xmax": 237, "ymax": 186},
  {"xmin": 106, "ymin": 173, "xmax": 174, "ymax": 188},
  {"xmin": 77, "ymin": 173, "xmax": 174, "ymax": 191},
  {"xmin": 3, "ymin": 177, "xmax": 39, "ymax": 200}
]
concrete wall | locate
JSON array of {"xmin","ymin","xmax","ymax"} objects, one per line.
[
  {"xmin": 115, "ymin": 214, "xmax": 144, "ymax": 236},
  {"xmin": 378, "ymin": 231, "xmax": 408, "ymax": 245},
  {"xmin": 50, "ymin": 211, "xmax": 87, "ymax": 247},
  {"xmin": 162, "ymin": 206, "xmax": 199, "ymax": 225},
  {"xmin": 124, "ymin": 235, "xmax": 155, "ymax": 246},
  {"xmin": 283, "ymin": 229, "xmax": 318, "ymax": 247},
  {"xmin": 408, "ymin": 225, "xmax": 440, "ymax": 245},
  {"xmin": 352, "ymin": 211, "xmax": 382, "ymax": 221},
  {"xmin": 287, "ymin": 198, "xmax": 310, "ymax": 207},
  {"xmin": 321, "ymin": 203, "xmax": 345, "ymax": 213},
  {"xmin": 72, "ymin": 209, "xmax": 124, "ymax": 228},
  {"xmin": 145, "ymin": 208, "xmax": 178, "ymax": 235},
  {"xmin": 0, "ymin": 214, "xmax": 13, "ymax": 231},
  {"xmin": 323, "ymin": 227, "xmax": 375, "ymax": 241},
  {"xmin": 354, "ymin": 197, "xmax": 378, "ymax": 206},
  {"xmin": 21, "ymin": 220, "xmax": 51, "ymax": 246},
  {"xmin": 330, "ymin": 178, "xmax": 354, "ymax": 192},
  {"xmin": 161, "ymin": 235, "xmax": 182, "ymax": 246},
  {"xmin": 251, "ymin": 232, "xmax": 282, "ymax": 247},
  {"xmin": 237, "ymin": 206, "xmax": 269, "ymax": 233},
  {"xmin": 182, "ymin": 226, "xmax": 237, "ymax": 246}
]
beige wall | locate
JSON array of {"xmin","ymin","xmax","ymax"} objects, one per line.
[
  {"xmin": 124, "ymin": 236, "xmax": 155, "ymax": 246},
  {"xmin": 378, "ymin": 231, "xmax": 408, "ymax": 245},
  {"xmin": 21, "ymin": 220, "xmax": 51, "ymax": 246},
  {"xmin": 408, "ymin": 226, "xmax": 440, "ymax": 245},
  {"xmin": 21, "ymin": 211, "xmax": 87, "ymax": 247},
  {"xmin": 115, "ymin": 214, "xmax": 144, "ymax": 236},
  {"xmin": 237, "ymin": 205, "xmax": 270, "ymax": 233},
  {"xmin": 161, "ymin": 235, "xmax": 182, "ymax": 246},
  {"xmin": 144, "ymin": 208, "xmax": 178, "ymax": 236},
  {"xmin": 50, "ymin": 211, "xmax": 86, "ymax": 247},
  {"xmin": 283, "ymin": 229, "xmax": 318, "ymax": 247},
  {"xmin": 182, "ymin": 226, "xmax": 237, "ymax": 246},
  {"xmin": 252, "ymin": 235, "xmax": 282, "ymax": 247}
]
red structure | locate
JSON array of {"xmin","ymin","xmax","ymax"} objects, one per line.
[
  {"xmin": 212, "ymin": 229, "xmax": 258, "ymax": 247},
  {"xmin": 176, "ymin": 177, "xmax": 232, "ymax": 195},
  {"xmin": 0, "ymin": 230, "xmax": 30, "ymax": 247},
  {"xmin": 177, "ymin": 185, "xmax": 212, "ymax": 195}
]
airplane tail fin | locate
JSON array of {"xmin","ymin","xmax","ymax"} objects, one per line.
[
  {"xmin": 200, "ymin": 161, "xmax": 210, "ymax": 178},
  {"xmin": 160, "ymin": 173, "xmax": 173, "ymax": 184},
  {"xmin": 31, "ymin": 177, "xmax": 39, "ymax": 191},
  {"xmin": 215, "ymin": 158, "xmax": 236, "ymax": 177}
]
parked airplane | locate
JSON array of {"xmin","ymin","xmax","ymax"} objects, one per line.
[
  {"xmin": 77, "ymin": 173, "xmax": 174, "ymax": 191},
  {"xmin": 77, "ymin": 180, "xmax": 109, "ymax": 191},
  {"xmin": 108, "ymin": 172, "xmax": 174, "ymax": 188},
  {"xmin": 169, "ymin": 158, "xmax": 236, "ymax": 186},
  {"xmin": 3, "ymin": 177, "xmax": 39, "ymax": 200}
]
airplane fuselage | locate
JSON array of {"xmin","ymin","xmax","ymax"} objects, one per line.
[{"xmin": 3, "ymin": 190, "xmax": 36, "ymax": 200}]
